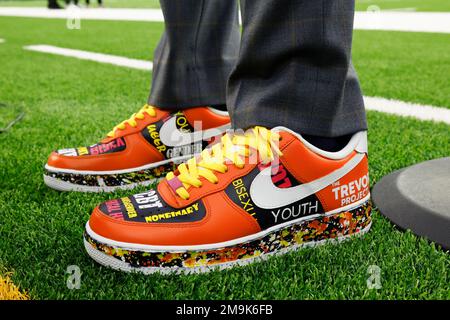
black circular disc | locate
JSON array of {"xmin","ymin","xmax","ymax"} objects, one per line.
[{"xmin": 372, "ymin": 157, "xmax": 450, "ymax": 250}]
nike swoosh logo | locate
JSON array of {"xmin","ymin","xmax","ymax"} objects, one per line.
[
  {"xmin": 250, "ymin": 153, "xmax": 365, "ymax": 209},
  {"xmin": 159, "ymin": 117, "xmax": 230, "ymax": 147}
]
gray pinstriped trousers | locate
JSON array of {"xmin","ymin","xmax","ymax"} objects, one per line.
[{"xmin": 148, "ymin": 0, "xmax": 367, "ymax": 137}]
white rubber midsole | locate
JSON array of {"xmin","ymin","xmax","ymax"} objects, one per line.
[{"xmin": 85, "ymin": 195, "xmax": 370, "ymax": 252}]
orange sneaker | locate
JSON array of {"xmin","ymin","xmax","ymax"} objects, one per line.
[
  {"xmin": 84, "ymin": 127, "xmax": 372, "ymax": 273},
  {"xmin": 44, "ymin": 104, "xmax": 230, "ymax": 192}
]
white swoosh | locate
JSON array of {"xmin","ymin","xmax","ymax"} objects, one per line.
[
  {"xmin": 159, "ymin": 117, "xmax": 230, "ymax": 147},
  {"xmin": 250, "ymin": 153, "xmax": 365, "ymax": 209}
]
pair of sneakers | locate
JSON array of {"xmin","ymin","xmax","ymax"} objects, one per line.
[{"xmin": 45, "ymin": 104, "xmax": 372, "ymax": 274}]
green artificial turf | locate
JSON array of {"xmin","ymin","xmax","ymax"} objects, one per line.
[
  {"xmin": 353, "ymin": 31, "xmax": 450, "ymax": 109},
  {"xmin": 1, "ymin": 0, "xmax": 450, "ymax": 11},
  {"xmin": 1, "ymin": 17, "xmax": 449, "ymax": 109},
  {"xmin": 355, "ymin": 0, "xmax": 450, "ymax": 12},
  {"xmin": 0, "ymin": 17, "xmax": 449, "ymax": 299}
]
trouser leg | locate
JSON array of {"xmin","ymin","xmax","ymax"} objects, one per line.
[
  {"xmin": 149, "ymin": 0, "xmax": 240, "ymax": 109},
  {"xmin": 227, "ymin": 0, "xmax": 366, "ymax": 137}
]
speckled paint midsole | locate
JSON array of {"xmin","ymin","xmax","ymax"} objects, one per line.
[
  {"xmin": 43, "ymin": 161, "xmax": 179, "ymax": 188},
  {"xmin": 84, "ymin": 200, "xmax": 372, "ymax": 270}
]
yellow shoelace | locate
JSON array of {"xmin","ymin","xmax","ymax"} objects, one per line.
[
  {"xmin": 166, "ymin": 126, "xmax": 282, "ymax": 200},
  {"xmin": 107, "ymin": 104, "xmax": 156, "ymax": 138}
]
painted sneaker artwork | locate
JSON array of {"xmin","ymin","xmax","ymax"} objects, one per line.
[
  {"xmin": 82, "ymin": 126, "xmax": 372, "ymax": 274},
  {"xmin": 43, "ymin": 104, "xmax": 230, "ymax": 192}
]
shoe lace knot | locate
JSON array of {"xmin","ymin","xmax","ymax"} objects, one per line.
[
  {"xmin": 166, "ymin": 126, "xmax": 282, "ymax": 200},
  {"xmin": 107, "ymin": 104, "xmax": 156, "ymax": 138}
]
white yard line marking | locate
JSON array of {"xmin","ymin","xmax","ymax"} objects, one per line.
[
  {"xmin": 364, "ymin": 97, "xmax": 450, "ymax": 125},
  {"xmin": 23, "ymin": 44, "xmax": 450, "ymax": 125},
  {"xmin": 1, "ymin": 8, "xmax": 450, "ymax": 33},
  {"xmin": 24, "ymin": 44, "xmax": 153, "ymax": 70},
  {"xmin": 0, "ymin": 7, "xmax": 164, "ymax": 22},
  {"xmin": 384, "ymin": 8, "xmax": 417, "ymax": 12},
  {"xmin": 354, "ymin": 12, "xmax": 450, "ymax": 33},
  {"xmin": 0, "ymin": 39, "xmax": 5, "ymax": 43}
]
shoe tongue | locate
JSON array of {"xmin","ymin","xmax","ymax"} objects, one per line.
[
  {"xmin": 160, "ymin": 178, "xmax": 186, "ymax": 206},
  {"xmin": 268, "ymin": 127, "xmax": 296, "ymax": 145},
  {"xmin": 166, "ymin": 175, "xmax": 185, "ymax": 194}
]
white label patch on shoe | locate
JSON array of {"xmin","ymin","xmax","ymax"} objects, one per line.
[
  {"xmin": 57, "ymin": 148, "xmax": 78, "ymax": 156},
  {"xmin": 159, "ymin": 117, "xmax": 229, "ymax": 147},
  {"xmin": 250, "ymin": 153, "xmax": 365, "ymax": 210}
]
